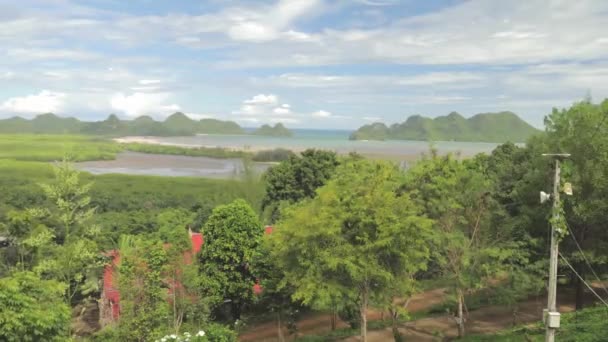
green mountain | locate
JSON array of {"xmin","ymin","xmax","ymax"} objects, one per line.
[
  {"xmin": 350, "ymin": 111, "xmax": 539, "ymax": 143},
  {"xmin": 0, "ymin": 112, "xmax": 245, "ymax": 136},
  {"xmin": 253, "ymin": 123, "xmax": 293, "ymax": 137}
]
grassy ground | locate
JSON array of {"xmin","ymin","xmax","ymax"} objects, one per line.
[
  {"xmin": 0, "ymin": 134, "xmax": 121, "ymax": 161},
  {"xmin": 463, "ymin": 305, "xmax": 608, "ymax": 342},
  {"xmin": 0, "ymin": 134, "xmax": 292, "ymax": 162}
]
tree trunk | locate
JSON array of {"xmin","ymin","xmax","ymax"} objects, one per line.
[
  {"xmin": 360, "ymin": 287, "xmax": 368, "ymax": 342},
  {"xmin": 231, "ymin": 301, "xmax": 242, "ymax": 321},
  {"xmin": 575, "ymin": 268, "xmax": 585, "ymax": 310},
  {"xmin": 457, "ymin": 289, "xmax": 465, "ymax": 338},
  {"xmin": 277, "ymin": 312, "xmax": 285, "ymax": 342},
  {"xmin": 331, "ymin": 308, "xmax": 337, "ymax": 331},
  {"xmin": 390, "ymin": 309, "xmax": 402, "ymax": 342}
]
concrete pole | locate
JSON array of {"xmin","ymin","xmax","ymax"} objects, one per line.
[{"xmin": 545, "ymin": 158, "xmax": 560, "ymax": 342}]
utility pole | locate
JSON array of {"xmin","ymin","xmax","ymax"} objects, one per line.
[{"xmin": 542, "ymin": 153, "xmax": 570, "ymax": 342}]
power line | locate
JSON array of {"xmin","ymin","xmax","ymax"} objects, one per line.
[
  {"xmin": 559, "ymin": 252, "xmax": 608, "ymax": 308},
  {"xmin": 565, "ymin": 222, "xmax": 608, "ymax": 298}
]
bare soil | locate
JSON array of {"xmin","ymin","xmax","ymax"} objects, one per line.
[{"xmin": 239, "ymin": 286, "xmax": 593, "ymax": 342}]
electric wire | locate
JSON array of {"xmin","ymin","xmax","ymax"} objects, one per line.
[
  {"xmin": 559, "ymin": 252, "xmax": 608, "ymax": 308},
  {"xmin": 564, "ymin": 222, "xmax": 608, "ymax": 298}
]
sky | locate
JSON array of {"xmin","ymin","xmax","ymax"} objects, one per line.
[{"xmin": 1, "ymin": 0, "xmax": 608, "ymax": 129}]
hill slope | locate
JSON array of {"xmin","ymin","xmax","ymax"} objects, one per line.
[
  {"xmin": 0, "ymin": 113, "xmax": 245, "ymax": 136},
  {"xmin": 252, "ymin": 123, "xmax": 293, "ymax": 137},
  {"xmin": 350, "ymin": 111, "xmax": 539, "ymax": 142}
]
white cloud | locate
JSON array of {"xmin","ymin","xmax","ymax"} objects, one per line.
[
  {"xmin": 110, "ymin": 92, "xmax": 180, "ymax": 117},
  {"xmin": 6, "ymin": 48, "xmax": 99, "ymax": 61},
  {"xmin": 257, "ymin": 72, "xmax": 485, "ymax": 89},
  {"xmin": 244, "ymin": 94, "xmax": 279, "ymax": 105},
  {"xmin": 363, "ymin": 116, "xmax": 382, "ymax": 121},
  {"xmin": 273, "ymin": 106, "xmax": 291, "ymax": 115},
  {"xmin": 1, "ymin": 90, "xmax": 66, "ymax": 114},
  {"xmin": 186, "ymin": 112, "xmax": 215, "ymax": 120},
  {"xmin": 311, "ymin": 110, "xmax": 331, "ymax": 117},
  {"xmin": 138, "ymin": 79, "xmax": 161, "ymax": 85}
]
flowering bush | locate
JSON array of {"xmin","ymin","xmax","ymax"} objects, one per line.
[
  {"xmin": 156, "ymin": 330, "xmax": 205, "ymax": 342},
  {"xmin": 155, "ymin": 324, "xmax": 236, "ymax": 342}
]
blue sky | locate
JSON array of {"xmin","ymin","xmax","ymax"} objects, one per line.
[{"xmin": 1, "ymin": 0, "xmax": 608, "ymax": 129}]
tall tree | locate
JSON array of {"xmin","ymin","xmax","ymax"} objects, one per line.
[
  {"xmin": 199, "ymin": 199, "xmax": 263, "ymax": 321},
  {"xmin": 270, "ymin": 159, "xmax": 433, "ymax": 341},
  {"xmin": 262, "ymin": 149, "xmax": 339, "ymax": 221},
  {"xmin": 402, "ymin": 152, "xmax": 521, "ymax": 337},
  {"xmin": 540, "ymin": 99, "xmax": 608, "ymax": 309},
  {"xmin": 117, "ymin": 236, "xmax": 170, "ymax": 342}
]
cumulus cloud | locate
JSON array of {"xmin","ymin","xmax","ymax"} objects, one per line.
[
  {"xmin": 244, "ymin": 94, "xmax": 279, "ymax": 105},
  {"xmin": 311, "ymin": 110, "xmax": 331, "ymax": 117},
  {"xmin": 138, "ymin": 79, "xmax": 161, "ymax": 85},
  {"xmin": 110, "ymin": 92, "xmax": 180, "ymax": 117},
  {"xmin": 1, "ymin": 90, "xmax": 66, "ymax": 114}
]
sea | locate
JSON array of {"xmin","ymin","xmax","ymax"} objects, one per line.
[
  {"xmin": 152, "ymin": 128, "xmax": 500, "ymax": 158},
  {"xmin": 75, "ymin": 129, "xmax": 501, "ymax": 178}
]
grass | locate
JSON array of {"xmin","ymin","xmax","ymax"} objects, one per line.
[
  {"xmin": 0, "ymin": 134, "xmax": 121, "ymax": 161},
  {"xmin": 120, "ymin": 142, "xmax": 248, "ymax": 159},
  {"xmin": 121, "ymin": 142, "xmax": 293, "ymax": 162},
  {"xmin": 462, "ymin": 305, "xmax": 608, "ymax": 342},
  {"xmin": 0, "ymin": 134, "xmax": 293, "ymax": 163}
]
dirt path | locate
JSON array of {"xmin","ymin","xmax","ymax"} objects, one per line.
[
  {"xmin": 343, "ymin": 289, "xmax": 584, "ymax": 342},
  {"xmin": 239, "ymin": 288, "xmax": 448, "ymax": 341},
  {"xmin": 239, "ymin": 286, "xmax": 597, "ymax": 342}
]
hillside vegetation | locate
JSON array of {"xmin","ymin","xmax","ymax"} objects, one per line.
[
  {"xmin": 350, "ymin": 111, "xmax": 539, "ymax": 142},
  {"xmin": 0, "ymin": 112, "xmax": 243, "ymax": 136},
  {"xmin": 253, "ymin": 123, "xmax": 293, "ymax": 137}
]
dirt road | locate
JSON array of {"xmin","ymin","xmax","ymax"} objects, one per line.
[{"xmin": 239, "ymin": 286, "xmax": 592, "ymax": 342}]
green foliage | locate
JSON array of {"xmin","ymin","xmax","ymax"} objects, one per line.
[
  {"xmin": 403, "ymin": 152, "xmax": 525, "ymax": 336},
  {"xmin": 122, "ymin": 143, "xmax": 248, "ymax": 159},
  {"xmin": 0, "ymin": 271, "xmax": 70, "ymax": 341},
  {"xmin": 349, "ymin": 111, "xmax": 539, "ymax": 142},
  {"xmin": 118, "ymin": 237, "xmax": 170, "ymax": 341},
  {"xmin": 251, "ymin": 148, "xmax": 294, "ymax": 162},
  {"xmin": 0, "ymin": 112, "xmax": 244, "ymax": 136},
  {"xmin": 122, "ymin": 143, "xmax": 293, "ymax": 162},
  {"xmin": 270, "ymin": 158, "xmax": 434, "ymax": 339},
  {"xmin": 199, "ymin": 199, "xmax": 263, "ymax": 320},
  {"xmin": 0, "ymin": 134, "xmax": 120, "ymax": 161},
  {"xmin": 262, "ymin": 149, "xmax": 339, "ymax": 220},
  {"xmin": 253, "ymin": 123, "xmax": 293, "ymax": 137}
]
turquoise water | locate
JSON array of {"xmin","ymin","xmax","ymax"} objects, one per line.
[{"xmin": 156, "ymin": 129, "xmax": 500, "ymax": 158}]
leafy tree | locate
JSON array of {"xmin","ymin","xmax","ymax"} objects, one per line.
[
  {"xmin": 540, "ymin": 99, "xmax": 608, "ymax": 309},
  {"xmin": 34, "ymin": 160, "xmax": 102, "ymax": 305},
  {"xmin": 40, "ymin": 158, "xmax": 96, "ymax": 242},
  {"xmin": 262, "ymin": 149, "xmax": 339, "ymax": 221},
  {"xmin": 270, "ymin": 159, "xmax": 433, "ymax": 341},
  {"xmin": 402, "ymin": 152, "xmax": 522, "ymax": 337},
  {"xmin": 0, "ymin": 271, "xmax": 70, "ymax": 341},
  {"xmin": 199, "ymin": 199, "xmax": 263, "ymax": 321},
  {"xmin": 251, "ymin": 237, "xmax": 303, "ymax": 341},
  {"xmin": 117, "ymin": 236, "xmax": 170, "ymax": 341}
]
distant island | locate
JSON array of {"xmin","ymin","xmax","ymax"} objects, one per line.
[
  {"xmin": 0, "ymin": 113, "xmax": 293, "ymax": 137},
  {"xmin": 253, "ymin": 123, "xmax": 293, "ymax": 137},
  {"xmin": 349, "ymin": 111, "xmax": 540, "ymax": 143}
]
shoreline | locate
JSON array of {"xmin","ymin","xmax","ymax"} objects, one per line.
[
  {"xmin": 112, "ymin": 136, "xmax": 427, "ymax": 161},
  {"xmin": 113, "ymin": 136, "xmax": 308, "ymax": 154}
]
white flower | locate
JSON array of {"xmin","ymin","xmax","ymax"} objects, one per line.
[
  {"xmin": 196, "ymin": 330, "xmax": 205, "ymax": 336},
  {"xmin": 170, "ymin": 334, "xmax": 177, "ymax": 339}
]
